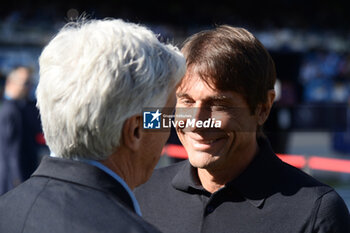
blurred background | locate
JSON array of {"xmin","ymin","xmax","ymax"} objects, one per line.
[{"xmin": 0, "ymin": 0, "xmax": 349, "ymax": 209}]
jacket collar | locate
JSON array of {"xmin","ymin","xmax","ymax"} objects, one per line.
[
  {"xmin": 172, "ymin": 137, "xmax": 282, "ymax": 208},
  {"xmin": 32, "ymin": 156, "xmax": 136, "ymax": 213}
]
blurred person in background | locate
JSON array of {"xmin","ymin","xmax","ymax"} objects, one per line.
[
  {"xmin": 136, "ymin": 25, "xmax": 350, "ymax": 233},
  {"xmin": 0, "ymin": 19, "xmax": 185, "ymax": 233},
  {"xmin": 0, "ymin": 66, "xmax": 42, "ymax": 195},
  {"xmin": 0, "ymin": 72, "xmax": 6, "ymax": 99}
]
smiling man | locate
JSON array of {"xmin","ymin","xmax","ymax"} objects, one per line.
[{"xmin": 135, "ymin": 26, "xmax": 350, "ymax": 233}]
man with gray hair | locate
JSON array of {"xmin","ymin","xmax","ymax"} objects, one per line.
[{"xmin": 0, "ymin": 19, "xmax": 186, "ymax": 233}]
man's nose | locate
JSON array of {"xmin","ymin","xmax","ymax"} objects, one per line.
[{"xmin": 183, "ymin": 105, "xmax": 212, "ymax": 132}]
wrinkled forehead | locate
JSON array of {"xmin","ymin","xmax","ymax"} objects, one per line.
[
  {"xmin": 176, "ymin": 63, "xmax": 252, "ymax": 109},
  {"xmin": 176, "ymin": 64, "xmax": 217, "ymax": 93}
]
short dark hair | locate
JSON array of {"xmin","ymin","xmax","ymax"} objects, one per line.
[{"xmin": 181, "ymin": 25, "xmax": 276, "ymax": 114}]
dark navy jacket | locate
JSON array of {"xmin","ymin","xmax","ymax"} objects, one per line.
[{"xmin": 0, "ymin": 156, "xmax": 162, "ymax": 233}]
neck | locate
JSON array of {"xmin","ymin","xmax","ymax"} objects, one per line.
[
  {"xmin": 100, "ymin": 150, "xmax": 137, "ymax": 190},
  {"xmin": 197, "ymin": 140, "xmax": 258, "ymax": 193}
]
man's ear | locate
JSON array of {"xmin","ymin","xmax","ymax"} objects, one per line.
[
  {"xmin": 256, "ymin": 89, "xmax": 275, "ymax": 125},
  {"xmin": 122, "ymin": 115, "xmax": 142, "ymax": 152}
]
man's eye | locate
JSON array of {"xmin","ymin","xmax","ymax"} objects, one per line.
[
  {"xmin": 181, "ymin": 99, "xmax": 193, "ymax": 105},
  {"xmin": 212, "ymin": 105, "xmax": 229, "ymax": 111}
]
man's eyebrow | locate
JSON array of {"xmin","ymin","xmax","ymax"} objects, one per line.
[
  {"xmin": 176, "ymin": 93, "xmax": 192, "ymax": 99},
  {"xmin": 205, "ymin": 95, "xmax": 235, "ymax": 103},
  {"xmin": 176, "ymin": 93, "xmax": 234, "ymax": 102},
  {"xmin": 208, "ymin": 95, "xmax": 230, "ymax": 100}
]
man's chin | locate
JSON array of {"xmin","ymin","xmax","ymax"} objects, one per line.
[{"xmin": 188, "ymin": 152, "xmax": 218, "ymax": 169}]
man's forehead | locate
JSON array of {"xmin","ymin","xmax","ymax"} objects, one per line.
[
  {"xmin": 177, "ymin": 88, "xmax": 245, "ymax": 105},
  {"xmin": 176, "ymin": 77, "xmax": 247, "ymax": 105},
  {"xmin": 177, "ymin": 71, "xmax": 216, "ymax": 91}
]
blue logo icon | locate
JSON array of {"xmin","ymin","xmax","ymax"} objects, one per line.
[{"xmin": 143, "ymin": 109, "xmax": 162, "ymax": 129}]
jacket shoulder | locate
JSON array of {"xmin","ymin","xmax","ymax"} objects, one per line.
[{"xmin": 0, "ymin": 176, "xmax": 161, "ymax": 233}]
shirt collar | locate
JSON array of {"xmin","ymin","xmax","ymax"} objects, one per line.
[
  {"xmin": 171, "ymin": 137, "xmax": 282, "ymax": 208},
  {"xmin": 81, "ymin": 160, "xmax": 142, "ymax": 216},
  {"xmin": 48, "ymin": 153, "xmax": 142, "ymax": 216},
  {"xmin": 33, "ymin": 156, "xmax": 139, "ymax": 215},
  {"xmin": 172, "ymin": 160, "xmax": 207, "ymax": 193}
]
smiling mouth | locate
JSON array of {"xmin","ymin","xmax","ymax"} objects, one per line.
[
  {"xmin": 189, "ymin": 136, "xmax": 226, "ymax": 150},
  {"xmin": 197, "ymin": 138, "xmax": 220, "ymax": 144}
]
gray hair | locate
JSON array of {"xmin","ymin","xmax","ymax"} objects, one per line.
[{"xmin": 36, "ymin": 19, "xmax": 186, "ymax": 160}]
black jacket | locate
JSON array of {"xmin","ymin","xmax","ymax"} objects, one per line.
[
  {"xmin": 0, "ymin": 156, "xmax": 161, "ymax": 233},
  {"xmin": 136, "ymin": 138, "xmax": 350, "ymax": 233}
]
